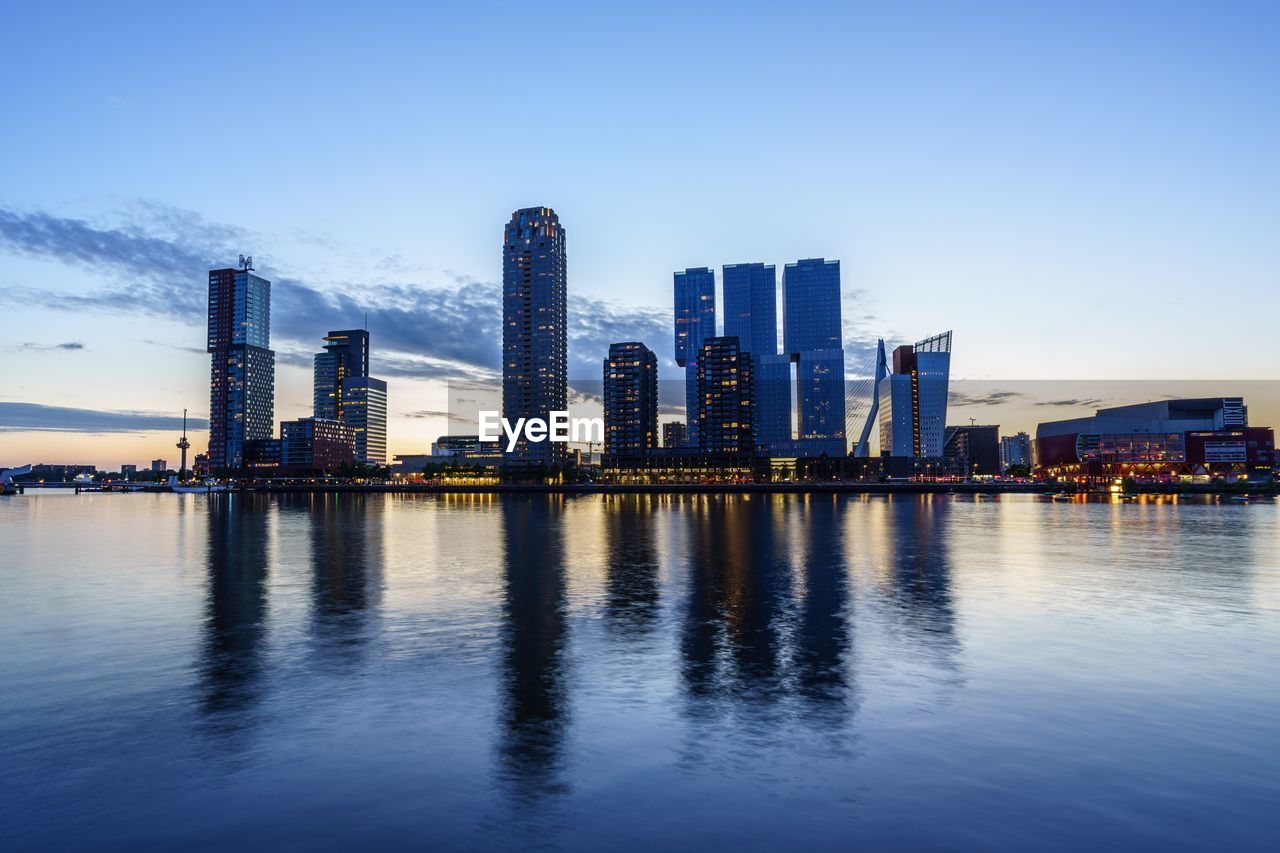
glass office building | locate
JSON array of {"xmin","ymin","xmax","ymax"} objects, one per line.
[
  {"xmin": 207, "ymin": 264, "xmax": 275, "ymax": 470},
  {"xmin": 696, "ymin": 336, "xmax": 754, "ymax": 455},
  {"xmin": 723, "ymin": 263, "xmax": 777, "ymax": 357},
  {"xmin": 314, "ymin": 329, "xmax": 370, "ymax": 421},
  {"xmin": 341, "ymin": 375, "xmax": 388, "ymax": 465},
  {"xmin": 780, "ymin": 258, "xmax": 846, "ymax": 457},
  {"xmin": 674, "ymin": 267, "xmax": 716, "ymax": 447},
  {"xmin": 502, "ymin": 207, "xmax": 568, "ymax": 470}
]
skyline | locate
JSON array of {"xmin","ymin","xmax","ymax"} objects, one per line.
[{"xmin": 3, "ymin": 2, "xmax": 1279, "ymax": 467}]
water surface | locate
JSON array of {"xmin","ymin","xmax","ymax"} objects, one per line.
[{"xmin": 2, "ymin": 491, "xmax": 1277, "ymax": 850}]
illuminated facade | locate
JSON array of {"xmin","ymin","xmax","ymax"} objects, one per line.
[
  {"xmin": 280, "ymin": 417, "xmax": 356, "ymax": 469},
  {"xmin": 1035, "ymin": 398, "xmax": 1274, "ymax": 483},
  {"xmin": 878, "ymin": 331, "xmax": 952, "ymax": 458},
  {"xmin": 603, "ymin": 342, "xmax": 658, "ymax": 456},
  {"xmin": 696, "ymin": 336, "xmax": 754, "ymax": 455},
  {"xmin": 313, "ymin": 330, "xmax": 370, "ymax": 421},
  {"xmin": 502, "ymin": 207, "xmax": 567, "ymax": 470},
  {"xmin": 341, "ymin": 376, "xmax": 387, "ymax": 465},
  {"xmin": 207, "ymin": 264, "xmax": 275, "ymax": 470}
]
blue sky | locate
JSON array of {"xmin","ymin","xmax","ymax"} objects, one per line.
[{"xmin": 2, "ymin": 1, "xmax": 1277, "ymax": 466}]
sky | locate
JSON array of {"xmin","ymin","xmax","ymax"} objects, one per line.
[{"xmin": 1, "ymin": 1, "xmax": 1277, "ymax": 468}]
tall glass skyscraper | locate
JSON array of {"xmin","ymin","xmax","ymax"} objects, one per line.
[
  {"xmin": 207, "ymin": 262, "xmax": 275, "ymax": 470},
  {"xmin": 503, "ymin": 207, "xmax": 567, "ymax": 470},
  {"xmin": 781, "ymin": 258, "xmax": 846, "ymax": 457},
  {"xmin": 313, "ymin": 330, "xmax": 370, "ymax": 421},
  {"xmin": 603, "ymin": 341, "xmax": 658, "ymax": 457},
  {"xmin": 673, "ymin": 267, "xmax": 716, "ymax": 448},
  {"xmin": 722, "ymin": 263, "xmax": 777, "ymax": 356}
]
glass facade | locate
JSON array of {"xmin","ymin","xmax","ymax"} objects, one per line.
[
  {"xmin": 313, "ymin": 330, "xmax": 370, "ymax": 421},
  {"xmin": 603, "ymin": 342, "xmax": 658, "ymax": 456},
  {"xmin": 782, "ymin": 258, "xmax": 846, "ymax": 456},
  {"xmin": 502, "ymin": 207, "xmax": 567, "ymax": 469},
  {"xmin": 722, "ymin": 263, "xmax": 777, "ymax": 357},
  {"xmin": 207, "ymin": 267, "xmax": 275, "ymax": 470},
  {"xmin": 341, "ymin": 376, "xmax": 388, "ymax": 465},
  {"xmin": 783, "ymin": 258, "xmax": 842, "ymax": 353},
  {"xmin": 674, "ymin": 267, "xmax": 716, "ymax": 448}
]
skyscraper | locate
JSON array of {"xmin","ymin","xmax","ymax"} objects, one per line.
[
  {"xmin": 781, "ymin": 258, "xmax": 846, "ymax": 457},
  {"xmin": 879, "ymin": 331, "xmax": 953, "ymax": 457},
  {"xmin": 503, "ymin": 207, "xmax": 567, "ymax": 470},
  {"xmin": 312, "ymin": 329, "xmax": 386, "ymax": 466},
  {"xmin": 662, "ymin": 421, "xmax": 687, "ymax": 449},
  {"xmin": 313, "ymin": 330, "xmax": 370, "ymax": 421},
  {"xmin": 603, "ymin": 342, "xmax": 658, "ymax": 457},
  {"xmin": 722, "ymin": 263, "xmax": 777, "ymax": 356},
  {"xmin": 342, "ymin": 376, "xmax": 388, "ymax": 465},
  {"xmin": 696, "ymin": 336, "xmax": 754, "ymax": 455},
  {"xmin": 207, "ymin": 259, "xmax": 275, "ymax": 470},
  {"xmin": 674, "ymin": 267, "xmax": 716, "ymax": 447}
]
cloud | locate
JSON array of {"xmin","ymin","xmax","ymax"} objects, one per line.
[
  {"xmin": 404, "ymin": 409, "xmax": 471, "ymax": 423},
  {"xmin": 0, "ymin": 204, "xmax": 683, "ymax": 383},
  {"xmin": 0, "ymin": 203, "xmax": 889, "ymax": 388},
  {"xmin": 949, "ymin": 389, "xmax": 1024, "ymax": 406},
  {"xmin": 1033, "ymin": 398, "xmax": 1106, "ymax": 408},
  {"xmin": 0, "ymin": 401, "xmax": 208, "ymax": 433},
  {"xmin": 18, "ymin": 341, "xmax": 85, "ymax": 352}
]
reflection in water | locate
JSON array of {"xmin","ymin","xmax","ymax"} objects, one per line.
[
  {"xmin": 603, "ymin": 495, "xmax": 660, "ymax": 639},
  {"xmin": 199, "ymin": 495, "xmax": 270, "ymax": 732},
  {"xmin": 794, "ymin": 498, "xmax": 852, "ymax": 714},
  {"xmin": 681, "ymin": 497, "xmax": 850, "ymax": 713},
  {"xmin": 296, "ymin": 494, "xmax": 381, "ymax": 665},
  {"xmin": 496, "ymin": 497, "xmax": 570, "ymax": 803},
  {"xmin": 883, "ymin": 498, "xmax": 961, "ymax": 673}
]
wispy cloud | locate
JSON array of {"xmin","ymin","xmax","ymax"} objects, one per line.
[
  {"xmin": 18, "ymin": 341, "xmax": 86, "ymax": 352},
  {"xmin": 949, "ymin": 389, "xmax": 1024, "ymax": 406},
  {"xmin": 0, "ymin": 401, "xmax": 208, "ymax": 433},
  {"xmin": 1033, "ymin": 398, "xmax": 1106, "ymax": 408}
]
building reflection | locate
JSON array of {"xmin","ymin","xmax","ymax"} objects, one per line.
[
  {"xmin": 298, "ymin": 494, "xmax": 381, "ymax": 666},
  {"xmin": 793, "ymin": 497, "xmax": 852, "ymax": 714},
  {"xmin": 496, "ymin": 496, "xmax": 570, "ymax": 803},
  {"xmin": 882, "ymin": 497, "xmax": 960, "ymax": 672},
  {"xmin": 602, "ymin": 495, "xmax": 660, "ymax": 639},
  {"xmin": 198, "ymin": 494, "xmax": 270, "ymax": 731},
  {"xmin": 681, "ymin": 497, "xmax": 848, "ymax": 710}
]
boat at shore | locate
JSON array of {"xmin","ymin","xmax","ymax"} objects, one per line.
[{"xmin": 167, "ymin": 476, "xmax": 230, "ymax": 494}]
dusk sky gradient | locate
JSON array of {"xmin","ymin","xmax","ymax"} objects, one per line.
[{"xmin": 2, "ymin": 1, "xmax": 1277, "ymax": 467}]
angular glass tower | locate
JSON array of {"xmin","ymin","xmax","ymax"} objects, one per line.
[
  {"xmin": 207, "ymin": 263, "xmax": 274, "ymax": 470},
  {"xmin": 313, "ymin": 330, "xmax": 370, "ymax": 421},
  {"xmin": 674, "ymin": 267, "xmax": 716, "ymax": 448},
  {"xmin": 879, "ymin": 331, "xmax": 953, "ymax": 457},
  {"xmin": 502, "ymin": 207, "xmax": 567, "ymax": 470},
  {"xmin": 603, "ymin": 341, "xmax": 658, "ymax": 457}
]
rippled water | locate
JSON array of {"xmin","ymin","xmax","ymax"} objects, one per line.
[{"xmin": 2, "ymin": 490, "xmax": 1278, "ymax": 850}]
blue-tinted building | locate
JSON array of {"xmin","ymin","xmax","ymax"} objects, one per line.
[
  {"xmin": 502, "ymin": 207, "xmax": 568, "ymax": 470},
  {"xmin": 207, "ymin": 261, "xmax": 275, "ymax": 470},
  {"xmin": 879, "ymin": 331, "xmax": 953, "ymax": 458},
  {"xmin": 696, "ymin": 336, "xmax": 754, "ymax": 456},
  {"xmin": 674, "ymin": 267, "xmax": 716, "ymax": 447},
  {"xmin": 723, "ymin": 263, "xmax": 777, "ymax": 357},
  {"xmin": 779, "ymin": 258, "xmax": 846, "ymax": 457},
  {"xmin": 313, "ymin": 329, "xmax": 370, "ymax": 421}
]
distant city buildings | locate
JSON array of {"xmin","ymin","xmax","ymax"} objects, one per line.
[
  {"xmin": 280, "ymin": 418, "xmax": 355, "ymax": 469},
  {"xmin": 943, "ymin": 424, "xmax": 1001, "ymax": 478},
  {"xmin": 603, "ymin": 342, "xmax": 658, "ymax": 457},
  {"xmin": 207, "ymin": 258, "xmax": 275, "ymax": 470},
  {"xmin": 879, "ymin": 331, "xmax": 953, "ymax": 458},
  {"xmin": 502, "ymin": 207, "xmax": 567, "ymax": 470},
  {"xmin": 696, "ymin": 336, "xmax": 754, "ymax": 455},
  {"xmin": 150, "ymin": 459, "xmax": 167, "ymax": 472},
  {"xmin": 1000, "ymin": 432, "xmax": 1033, "ymax": 471},
  {"xmin": 1035, "ymin": 397, "xmax": 1274, "ymax": 484},
  {"xmin": 662, "ymin": 421, "xmax": 688, "ymax": 449}
]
